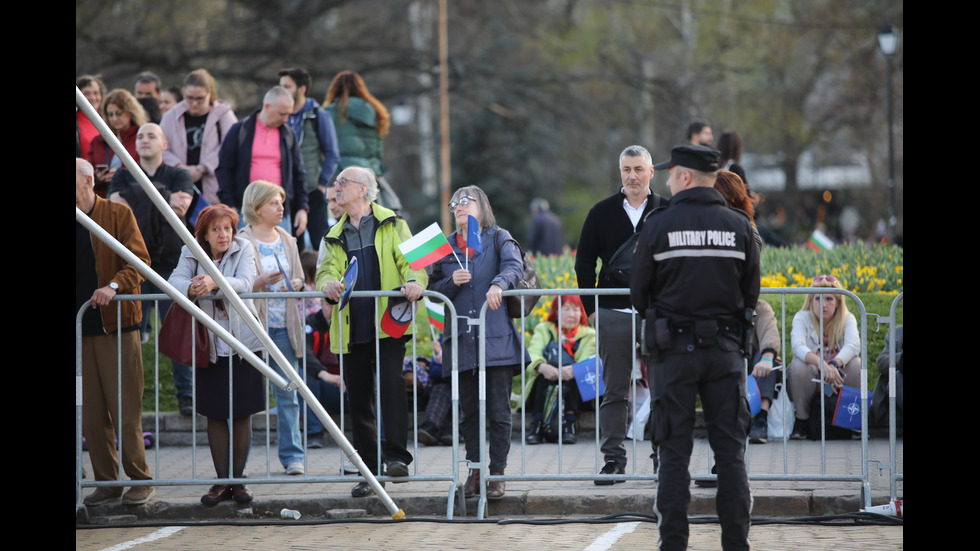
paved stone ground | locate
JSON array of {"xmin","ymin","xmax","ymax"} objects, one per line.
[
  {"xmin": 75, "ymin": 517, "xmax": 903, "ymax": 550},
  {"xmin": 77, "ymin": 432, "xmax": 903, "ymax": 521}
]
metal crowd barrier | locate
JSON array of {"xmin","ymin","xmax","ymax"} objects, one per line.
[
  {"xmin": 883, "ymin": 292, "xmax": 903, "ymax": 502},
  {"xmin": 469, "ymin": 286, "xmax": 903, "ymax": 518},
  {"xmin": 75, "ymin": 286, "xmax": 903, "ymax": 518},
  {"xmin": 75, "ymin": 289, "xmax": 461, "ymax": 516}
]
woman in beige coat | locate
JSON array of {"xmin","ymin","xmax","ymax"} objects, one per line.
[{"xmin": 238, "ymin": 180, "xmax": 307, "ymax": 476}]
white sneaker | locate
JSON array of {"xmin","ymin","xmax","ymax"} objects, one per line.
[
  {"xmin": 286, "ymin": 461, "xmax": 305, "ymax": 476},
  {"xmin": 342, "ymin": 459, "xmax": 358, "ymax": 475}
]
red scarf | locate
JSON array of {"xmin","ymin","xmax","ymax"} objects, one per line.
[{"xmin": 560, "ymin": 325, "xmax": 578, "ymax": 358}]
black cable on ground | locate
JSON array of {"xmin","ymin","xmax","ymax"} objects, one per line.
[{"xmin": 76, "ymin": 511, "xmax": 901, "ymax": 530}]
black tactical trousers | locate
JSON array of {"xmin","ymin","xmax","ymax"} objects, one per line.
[{"xmin": 649, "ymin": 339, "xmax": 752, "ymax": 551}]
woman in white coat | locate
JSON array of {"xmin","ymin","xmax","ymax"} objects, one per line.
[
  {"xmin": 787, "ymin": 275, "xmax": 862, "ymax": 439},
  {"xmin": 169, "ymin": 204, "xmax": 263, "ymax": 505}
]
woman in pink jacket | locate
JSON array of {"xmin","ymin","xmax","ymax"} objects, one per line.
[{"xmin": 160, "ymin": 68, "xmax": 238, "ymax": 206}]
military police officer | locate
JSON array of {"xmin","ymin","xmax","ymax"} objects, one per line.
[{"xmin": 630, "ymin": 145, "xmax": 760, "ymax": 551}]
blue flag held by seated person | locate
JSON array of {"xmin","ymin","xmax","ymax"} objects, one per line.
[
  {"xmin": 832, "ymin": 385, "xmax": 872, "ymax": 431},
  {"xmin": 747, "ymin": 374, "xmax": 762, "ymax": 417},
  {"xmin": 573, "ymin": 356, "xmax": 605, "ymax": 402},
  {"xmin": 466, "ymin": 215, "xmax": 482, "ymax": 253}
]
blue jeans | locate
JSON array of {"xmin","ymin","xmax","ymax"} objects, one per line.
[
  {"xmin": 268, "ymin": 327, "xmax": 304, "ymax": 467},
  {"xmin": 173, "ymin": 359, "xmax": 193, "ymax": 400},
  {"xmin": 305, "ymin": 369, "xmax": 349, "ymax": 435},
  {"xmin": 143, "ymin": 278, "xmax": 194, "ymax": 400}
]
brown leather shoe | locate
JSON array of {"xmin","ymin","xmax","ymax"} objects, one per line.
[
  {"xmin": 201, "ymin": 484, "xmax": 233, "ymax": 506},
  {"xmin": 487, "ymin": 470, "xmax": 505, "ymax": 500},
  {"xmin": 83, "ymin": 487, "xmax": 123, "ymax": 506},
  {"xmin": 463, "ymin": 469, "xmax": 481, "ymax": 497}
]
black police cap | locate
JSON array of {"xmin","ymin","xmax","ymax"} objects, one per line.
[{"xmin": 653, "ymin": 145, "xmax": 721, "ymax": 172}]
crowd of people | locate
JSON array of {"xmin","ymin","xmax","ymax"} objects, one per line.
[
  {"xmin": 79, "ymin": 72, "xmax": 888, "ymax": 546},
  {"xmin": 76, "ymin": 67, "xmax": 404, "ymax": 505}
]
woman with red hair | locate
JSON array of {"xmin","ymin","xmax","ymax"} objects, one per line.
[
  {"xmin": 715, "ymin": 169, "xmax": 763, "ymax": 253},
  {"xmin": 168, "ymin": 204, "xmax": 264, "ymax": 506},
  {"xmin": 323, "ymin": 70, "xmax": 402, "ymax": 213},
  {"xmin": 515, "ymin": 295, "xmax": 596, "ymax": 445}
]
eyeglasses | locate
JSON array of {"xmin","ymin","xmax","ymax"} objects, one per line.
[
  {"xmin": 333, "ymin": 177, "xmax": 363, "ymax": 189},
  {"xmin": 449, "ymin": 196, "xmax": 474, "ymax": 212},
  {"xmin": 812, "ymin": 275, "xmax": 838, "ymax": 284}
]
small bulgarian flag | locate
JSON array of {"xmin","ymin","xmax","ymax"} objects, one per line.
[
  {"xmin": 805, "ymin": 229, "xmax": 834, "ymax": 252},
  {"xmin": 424, "ymin": 298, "xmax": 445, "ymax": 331},
  {"xmin": 399, "ymin": 222, "xmax": 453, "ymax": 269}
]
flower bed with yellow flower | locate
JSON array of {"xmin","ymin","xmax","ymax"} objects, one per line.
[
  {"xmin": 760, "ymin": 242, "xmax": 903, "ymax": 294},
  {"xmin": 526, "ymin": 243, "xmax": 903, "ymax": 388}
]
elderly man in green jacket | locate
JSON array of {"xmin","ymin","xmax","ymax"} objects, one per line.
[{"xmin": 316, "ymin": 166, "xmax": 427, "ymax": 498}]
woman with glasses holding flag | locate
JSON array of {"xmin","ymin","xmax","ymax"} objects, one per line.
[
  {"xmin": 786, "ymin": 275, "xmax": 862, "ymax": 439},
  {"xmin": 427, "ymin": 186, "xmax": 529, "ymax": 501}
]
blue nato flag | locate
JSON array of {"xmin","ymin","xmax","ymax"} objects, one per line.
[{"xmin": 466, "ymin": 215, "xmax": 483, "ymax": 252}]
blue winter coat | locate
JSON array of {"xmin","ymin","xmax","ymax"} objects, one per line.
[{"xmin": 427, "ymin": 225, "xmax": 530, "ymax": 375}]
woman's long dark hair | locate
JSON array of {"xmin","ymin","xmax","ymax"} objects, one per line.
[{"xmin": 324, "ymin": 70, "xmax": 390, "ymax": 136}]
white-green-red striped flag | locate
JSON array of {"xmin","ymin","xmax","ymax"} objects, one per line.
[
  {"xmin": 424, "ymin": 298, "xmax": 445, "ymax": 331},
  {"xmin": 398, "ymin": 222, "xmax": 453, "ymax": 269},
  {"xmin": 805, "ymin": 229, "xmax": 834, "ymax": 252}
]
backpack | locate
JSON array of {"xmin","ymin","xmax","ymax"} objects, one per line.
[
  {"xmin": 541, "ymin": 342, "xmax": 575, "ymax": 442},
  {"xmin": 300, "ymin": 110, "xmax": 325, "ymax": 192},
  {"xmin": 306, "ymin": 312, "xmax": 339, "ymax": 372},
  {"xmin": 542, "ymin": 385, "xmax": 562, "ymax": 443},
  {"xmin": 493, "ymin": 229, "xmax": 541, "ymax": 319}
]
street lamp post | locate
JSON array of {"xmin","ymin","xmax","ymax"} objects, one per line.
[{"xmin": 878, "ymin": 25, "xmax": 898, "ymax": 243}]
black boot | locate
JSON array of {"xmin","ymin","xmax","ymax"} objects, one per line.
[
  {"xmin": 526, "ymin": 420, "xmax": 543, "ymax": 445},
  {"xmin": 417, "ymin": 421, "xmax": 439, "ymax": 446},
  {"xmin": 562, "ymin": 418, "xmax": 577, "ymax": 444}
]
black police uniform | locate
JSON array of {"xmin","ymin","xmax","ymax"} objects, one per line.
[{"xmin": 630, "ymin": 185, "xmax": 760, "ymax": 551}]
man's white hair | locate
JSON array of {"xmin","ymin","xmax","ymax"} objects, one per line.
[
  {"xmin": 76, "ymin": 157, "xmax": 95, "ymax": 185},
  {"xmin": 263, "ymin": 85, "xmax": 294, "ymax": 107}
]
